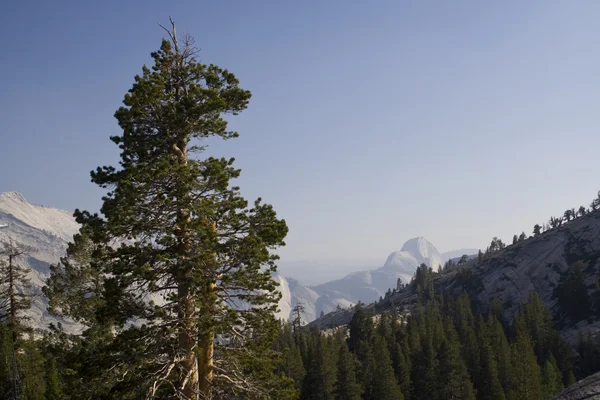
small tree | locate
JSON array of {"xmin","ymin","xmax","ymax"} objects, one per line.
[
  {"xmin": 518, "ymin": 232, "xmax": 527, "ymax": 242},
  {"xmin": 0, "ymin": 239, "xmax": 33, "ymax": 400},
  {"xmin": 563, "ymin": 209, "xmax": 574, "ymax": 222},
  {"xmin": 533, "ymin": 224, "xmax": 541, "ymax": 236},
  {"xmin": 512, "ymin": 235, "xmax": 518, "ymax": 245},
  {"xmin": 549, "ymin": 216, "xmax": 563, "ymax": 229},
  {"xmin": 0, "ymin": 240, "xmax": 31, "ymax": 342},
  {"xmin": 292, "ymin": 303, "xmax": 306, "ymax": 335},
  {"xmin": 577, "ymin": 206, "xmax": 587, "ymax": 217}
]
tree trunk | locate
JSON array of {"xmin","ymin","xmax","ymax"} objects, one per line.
[
  {"xmin": 198, "ymin": 285, "xmax": 215, "ymax": 399},
  {"xmin": 178, "ymin": 284, "xmax": 199, "ymax": 399},
  {"xmin": 174, "ymin": 139, "xmax": 200, "ymax": 399},
  {"xmin": 8, "ymin": 254, "xmax": 16, "ymax": 343}
]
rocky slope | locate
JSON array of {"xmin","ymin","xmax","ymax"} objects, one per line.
[
  {"xmin": 0, "ymin": 192, "xmax": 80, "ymax": 332},
  {"xmin": 310, "ymin": 210, "xmax": 600, "ymax": 346},
  {"xmin": 551, "ymin": 371, "xmax": 600, "ymax": 399}
]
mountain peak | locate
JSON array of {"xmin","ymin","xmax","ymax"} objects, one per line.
[
  {"xmin": 384, "ymin": 237, "xmax": 443, "ymax": 271},
  {"xmin": 0, "ymin": 191, "xmax": 27, "ymax": 203},
  {"xmin": 0, "ymin": 192, "xmax": 79, "ymax": 242}
]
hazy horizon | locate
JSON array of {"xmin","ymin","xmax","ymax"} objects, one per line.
[{"xmin": 1, "ymin": 1, "xmax": 599, "ymax": 262}]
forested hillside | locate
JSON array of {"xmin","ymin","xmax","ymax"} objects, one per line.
[{"xmin": 280, "ymin": 290, "xmax": 599, "ymax": 400}]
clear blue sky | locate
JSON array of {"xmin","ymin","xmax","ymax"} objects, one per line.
[{"xmin": 1, "ymin": 1, "xmax": 599, "ymax": 263}]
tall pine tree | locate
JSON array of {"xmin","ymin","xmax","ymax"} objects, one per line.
[
  {"xmin": 45, "ymin": 20, "xmax": 289, "ymax": 399},
  {"xmin": 334, "ymin": 341, "xmax": 362, "ymax": 400}
]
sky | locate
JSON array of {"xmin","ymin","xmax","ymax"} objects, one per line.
[{"xmin": 1, "ymin": 1, "xmax": 599, "ymax": 264}]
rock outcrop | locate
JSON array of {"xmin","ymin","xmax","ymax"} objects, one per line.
[{"xmin": 551, "ymin": 371, "xmax": 600, "ymax": 400}]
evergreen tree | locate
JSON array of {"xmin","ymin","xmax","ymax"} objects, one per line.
[
  {"xmin": 533, "ymin": 224, "xmax": 541, "ymax": 236},
  {"xmin": 334, "ymin": 341, "xmax": 361, "ymax": 400},
  {"xmin": 0, "ymin": 240, "xmax": 32, "ymax": 341},
  {"xmin": 301, "ymin": 332, "xmax": 337, "ymax": 400},
  {"xmin": 487, "ymin": 316, "xmax": 511, "ymax": 395},
  {"xmin": 44, "ymin": 357, "xmax": 63, "ymax": 400},
  {"xmin": 518, "ymin": 232, "xmax": 527, "ymax": 242},
  {"xmin": 436, "ymin": 319, "xmax": 476, "ymax": 400},
  {"xmin": 370, "ymin": 335, "xmax": 403, "ymax": 400},
  {"xmin": 554, "ymin": 261, "xmax": 590, "ymax": 321},
  {"xmin": 509, "ymin": 316, "xmax": 542, "ymax": 400},
  {"xmin": 541, "ymin": 353, "xmax": 563, "ymax": 399},
  {"xmin": 44, "ymin": 21, "xmax": 290, "ymax": 399},
  {"xmin": 476, "ymin": 316, "xmax": 505, "ymax": 400},
  {"xmin": 0, "ymin": 240, "xmax": 35, "ymax": 399},
  {"xmin": 276, "ymin": 323, "xmax": 305, "ymax": 392},
  {"xmin": 391, "ymin": 343, "xmax": 411, "ymax": 400},
  {"xmin": 18, "ymin": 340, "xmax": 46, "ymax": 400},
  {"xmin": 411, "ymin": 333, "xmax": 438, "ymax": 399}
]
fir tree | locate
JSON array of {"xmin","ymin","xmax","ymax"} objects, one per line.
[
  {"xmin": 370, "ymin": 335, "xmax": 403, "ymax": 400},
  {"xmin": 334, "ymin": 341, "xmax": 361, "ymax": 400},
  {"xmin": 476, "ymin": 317, "xmax": 505, "ymax": 400},
  {"xmin": 301, "ymin": 332, "xmax": 337, "ymax": 400},
  {"xmin": 541, "ymin": 353, "xmax": 563, "ymax": 399},
  {"xmin": 509, "ymin": 316, "xmax": 542, "ymax": 400},
  {"xmin": 0, "ymin": 240, "xmax": 32, "ymax": 341},
  {"xmin": 44, "ymin": 357, "xmax": 63, "ymax": 400},
  {"xmin": 44, "ymin": 20, "xmax": 289, "ymax": 399},
  {"xmin": 391, "ymin": 342, "xmax": 411, "ymax": 400},
  {"xmin": 487, "ymin": 316, "xmax": 511, "ymax": 395},
  {"xmin": 436, "ymin": 319, "xmax": 475, "ymax": 400},
  {"xmin": 554, "ymin": 261, "xmax": 590, "ymax": 321},
  {"xmin": 18, "ymin": 339, "xmax": 46, "ymax": 400},
  {"xmin": 276, "ymin": 323, "xmax": 305, "ymax": 392}
]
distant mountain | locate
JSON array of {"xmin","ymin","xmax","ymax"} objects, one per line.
[
  {"xmin": 276, "ymin": 237, "xmax": 448, "ymax": 322},
  {"xmin": 276, "ymin": 259, "xmax": 380, "ymax": 286},
  {"xmin": 440, "ymin": 248, "xmax": 479, "ymax": 263},
  {"xmin": 0, "ymin": 192, "xmax": 80, "ymax": 332},
  {"xmin": 309, "ymin": 208, "xmax": 600, "ymax": 348},
  {"xmin": 0, "ymin": 191, "xmax": 483, "ymax": 328}
]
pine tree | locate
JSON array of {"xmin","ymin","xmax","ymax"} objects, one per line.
[
  {"xmin": 509, "ymin": 316, "xmax": 542, "ymax": 400},
  {"xmin": 18, "ymin": 339, "xmax": 46, "ymax": 400},
  {"xmin": 301, "ymin": 332, "xmax": 337, "ymax": 400},
  {"xmin": 476, "ymin": 317, "xmax": 505, "ymax": 400},
  {"xmin": 541, "ymin": 353, "xmax": 563, "ymax": 399},
  {"xmin": 436, "ymin": 320, "xmax": 475, "ymax": 400},
  {"xmin": 554, "ymin": 261, "xmax": 590, "ymax": 321},
  {"xmin": 411, "ymin": 332, "xmax": 438, "ymax": 399},
  {"xmin": 44, "ymin": 357, "xmax": 63, "ymax": 400},
  {"xmin": 334, "ymin": 341, "xmax": 361, "ymax": 400},
  {"xmin": 391, "ymin": 343, "xmax": 411, "ymax": 400},
  {"xmin": 478, "ymin": 340, "xmax": 505, "ymax": 400},
  {"xmin": 276, "ymin": 323, "xmax": 305, "ymax": 391},
  {"xmin": 0, "ymin": 240, "xmax": 32, "ymax": 341},
  {"xmin": 487, "ymin": 316, "xmax": 511, "ymax": 395},
  {"xmin": 533, "ymin": 224, "xmax": 541, "ymax": 236},
  {"xmin": 370, "ymin": 335, "xmax": 403, "ymax": 400},
  {"xmin": 44, "ymin": 20, "xmax": 290, "ymax": 399},
  {"xmin": 0, "ymin": 240, "xmax": 34, "ymax": 400}
]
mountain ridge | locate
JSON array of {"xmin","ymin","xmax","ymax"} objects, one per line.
[{"xmin": 0, "ymin": 192, "xmax": 468, "ymax": 326}]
